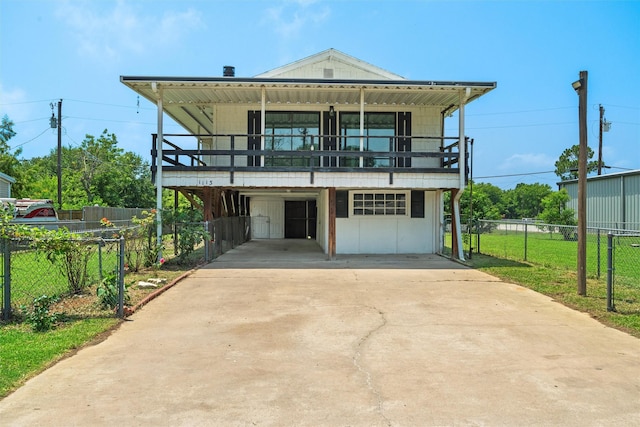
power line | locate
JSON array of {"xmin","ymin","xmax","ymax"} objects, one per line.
[
  {"xmin": 9, "ymin": 127, "xmax": 52, "ymax": 150},
  {"xmin": 475, "ymin": 171, "xmax": 556, "ymax": 179}
]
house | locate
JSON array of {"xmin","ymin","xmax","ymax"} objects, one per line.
[
  {"xmin": 558, "ymin": 169, "xmax": 640, "ymax": 230},
  {"xmin": 121, "ymin": 49, "xmax": 496, "ymax": 260},
  {"xmin": 0, "ymin": 172, "xmax": 16, "ymax": 198}
]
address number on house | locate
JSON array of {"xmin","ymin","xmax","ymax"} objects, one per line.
[{"xmin": 197, "ymin": 179, "xmax": 217, "ymax": 186}]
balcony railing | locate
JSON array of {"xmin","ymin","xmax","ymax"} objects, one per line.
[{"xmin": 152, "ymin": 133, "xmax": 467, "ymax": 185}]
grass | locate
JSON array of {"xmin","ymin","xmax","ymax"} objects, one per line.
[{"xmin": 0, "ymin": 317, "xmax": 119, "ymax": 398}]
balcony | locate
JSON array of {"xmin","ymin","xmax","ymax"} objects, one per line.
[{"xmin": 151, "ymin": 133, "xmax": 468, "ymax": 187}]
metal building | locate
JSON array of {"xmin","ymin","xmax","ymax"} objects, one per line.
[{"xmin": 559, "ymin": 169, "xmax": 640, "ymax": 230}]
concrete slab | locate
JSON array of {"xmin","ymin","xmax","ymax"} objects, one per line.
[{"xmin": 1, "ymin": 240, "xmax": 639, "ymax": 426}]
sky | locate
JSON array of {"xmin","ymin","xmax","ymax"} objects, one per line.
[{"xmin": 1, "ymin": 0, "xmax": 639, "ymax": 190}]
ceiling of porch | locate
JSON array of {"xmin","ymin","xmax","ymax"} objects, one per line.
[{"xmin": 120, "ymin": 76, "xmax": 496, "ymax": 135}]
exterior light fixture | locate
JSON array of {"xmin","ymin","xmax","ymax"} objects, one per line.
[
  {"xmin": 329, "ymin": 105, "xmax": 335, "ymax": 117},
  {"xmin": 572, "ymin": 79, "xmax": 582, "ymax": 93}
]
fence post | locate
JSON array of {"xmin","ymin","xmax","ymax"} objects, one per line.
[
  {"xmin": 118, "ymin": 236, "xmax": 125, "ymax": 318},
  {"xmin": 524, "ymin": 222, "xmax": 528, "ymax": 261},
  {"xmin": 606, "ymin": 233, "xmax": 615, "ymax": 312},
  {"xmin": 204, "ymin": 221, "xmax": 210, "ymax": 262},
  {"xmin": 98, "ymin": 239, "xmax": 104, "ymax": 281},
  {"xmin": 596, "ymin": 229, "xmax": 601, "ymax": 279},
  {"xmin": 2, "ymin": 238, "xmax": 10, "ymax": 321}
]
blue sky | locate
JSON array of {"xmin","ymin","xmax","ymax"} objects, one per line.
[{"xmin": 1, "ymin": 0, "xmax": 638, "ymax": 189}]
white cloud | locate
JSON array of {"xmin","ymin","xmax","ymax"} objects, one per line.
[
  {"xmin": 0, "ymin": 84, "xmax": 38, "ymax": 125},
  {"xmin": 264, "ymin": 0, "xmax": 330, "ymax": 38},
  {"xmin": 501, "ymin": 153, "xmax": 555, "ymax": 170},
  {"xmin": 54, "ymin": 0, "xmax": 204, "ymax": 62}
]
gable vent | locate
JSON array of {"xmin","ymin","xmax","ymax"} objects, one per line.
[{"xmin": 323, "ymin": 68, "xmax": 334, "ymax": 78}]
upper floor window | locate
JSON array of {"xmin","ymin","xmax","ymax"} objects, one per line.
[
  {"xmin": 265, "ymin": 112, "xmax": 320, "ymax": 166},
  {"xmin": 339, "ymin": 112, "xmax": 395, "ymax": 167}
]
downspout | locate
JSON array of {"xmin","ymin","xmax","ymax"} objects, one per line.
[
  {"xmin": 453, "ymin": 87, "xmax": 471, "ymax": 261},
  {"xmin": 153, "ymin": 82, "xmax": 164, "ymax": 262}
]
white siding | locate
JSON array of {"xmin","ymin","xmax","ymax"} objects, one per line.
[{"xmin": 336, "ymin": 191, "xmax": 437, "ymax": 254}]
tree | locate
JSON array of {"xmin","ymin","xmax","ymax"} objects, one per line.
[
  {"xmin": 0, "ymin": 115, "xmax": 25, "ymax": 195},
  {"xmin": 554, "ymin": 144, "xmax": 599, "ymax": 181},
  {"xmin": 502, "ymin": 183, "xmax": 552, "ymax": 219},
  {"xmin": 444, "ymin": 181, "xmax": 503, "ymax": 225},
  {"xmin": 18, "ymin": 129, "xmax": 154, "ymax": 209},
  {"xmin": 539, "ymin": 189, "xmax": 576, "ymax": 225}
]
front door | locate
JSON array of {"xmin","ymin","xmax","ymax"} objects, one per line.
[{"xmin": 285, "ymin": 200, "xmax": 317, "ymax": 239}]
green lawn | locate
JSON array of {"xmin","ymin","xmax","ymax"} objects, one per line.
[{"xmin": 0, "ymin": 317, "xmax": 119, "ymax": 398}]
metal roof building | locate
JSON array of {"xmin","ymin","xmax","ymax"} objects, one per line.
[{"xmin": 558, "ymin": 169, "xmax": 640, "ymax": 230}]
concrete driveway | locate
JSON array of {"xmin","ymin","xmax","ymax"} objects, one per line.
[{"xmin": 1, "ymin": 240, "xmax": 640, "ymax": 426}]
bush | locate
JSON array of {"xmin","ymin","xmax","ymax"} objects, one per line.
[
  {"xmin": 21, "ymin": 295, "xmax": 60, "ymax": 332},
  {"xmin": 96, "ymin": 270, "xmax": 129, "ymax": 310}
]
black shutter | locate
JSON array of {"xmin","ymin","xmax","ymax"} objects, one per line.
[
  {"xmin": 336, "ymin": 190, "xmax": 349, "ymax": 218},
  {"xmin": 411, "ymin": 190, "xmax": 424, "ymax": 218},
  {"xmin": 247, "ymin": 110, "xmax": 261, "ymax": 166},
  {"xmin": 397, "ymin": 112, "xmax": 412, "ymax": 167}
]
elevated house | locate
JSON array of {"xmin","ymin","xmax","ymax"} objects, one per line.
[{"xmin": 121, "ymin": 49, "xmax": 496, "ymax": 259}]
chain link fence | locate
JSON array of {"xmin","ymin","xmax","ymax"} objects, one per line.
[
  {"xmin": 1, "ymin": 236, "xmax": 124, "ymax": 321},
  {"xmin": 1, "ymin": 216, "xmax": 251, "ymax": 323},
  {"xmin": 443, "ymin": 219, "xmax": 640, "ymax": 310},
  {"xmin": 606, "ymin": 233, "xmax": 640, "ymax": 312}
]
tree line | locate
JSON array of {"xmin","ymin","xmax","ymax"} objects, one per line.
[{"xmin": 0, "ymin": 115, "xmax": 155, "ymax": 209}]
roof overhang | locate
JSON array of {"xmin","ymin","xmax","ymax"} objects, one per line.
[{"xmin": 120, "ymin": 76, "xmax": 496, "ymax": 135}]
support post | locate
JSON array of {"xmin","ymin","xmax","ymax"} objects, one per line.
[
  {"xmin": 576, "ymin": 71, "xmax": 588, "ymax": 296},
  {"xmin": 118, "ymin": 236, "xmax": 125, "ymax": 318},
  {"xmin": 328, "ymin": 187, "xmax": 336, "ymax": 260},
  {"xmin": 606, "ymin": 233, "xmax": 615, "ymax": 312},
  {"xmin": 2, "ymin": 238, "xmax": 10, "ymax": 321},
  {"xmin": 155, "ymin": 84, "xmax": 164, "ymax": 262},
  {"xmin": 57, "ymin": 99, "xmax": 62, "ymax": 209}
]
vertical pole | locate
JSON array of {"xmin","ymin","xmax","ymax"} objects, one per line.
[
  {"xmin": 118, "ymin": 236, "xmax": 125, "ymax": 318},
  {"xmin": 598, "ymin": 104, "xmax": 604, "ymax": 175},
  {"xmin": 57, "ymin": 99, "xmax": 62, "ymax": 209},
  {"xmin": 328, "ymin": 187, "xmax": 336, "ymax": 260},
  {"xmin": 155, "ymin": 85, "xmax": 164, "ymax": 263},
  {"xmin": 577, "ymin": 71, "xmax": 588, "ymax": 296},
  {"xmin": 204, "ymin": 221, "xmax": 210, "ymax": 262},
  {"xmin": 2, "ymin": 238, "xmax": 11, "ymax": 321},
  {"xmin": 524, "ymin": 222, "xmax": 528, "ymax": 261},
  {"xmin": 98, "ymin": 240, "xmax": 103, "ymax": 280},
  {"xmin": 596, "ymin": 229, "xmax": 601, "ymax": 278},
  {"xmin": 359, "ymin": 88, "xmax": 365, "ymax": 168},
  {"xmin": 606, "ymin": 233, "xmax": 615, "ymax": 312}
]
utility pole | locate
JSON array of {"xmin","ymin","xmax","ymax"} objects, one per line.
[
  {"xmin": 597, "ymin": 104, "xmax": 611, "ymax": 176},
  {"xmin": 573, "ymin": 71, "xmax": 588, "ymax": 296},
  {"xmin": 57, "ymin": 99, "xmax": 62, "ymax": 209}
]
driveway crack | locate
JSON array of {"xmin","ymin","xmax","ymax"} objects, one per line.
[{"xmin": 353, "ymin": 306, "xmax": 391, "ymax": 426}]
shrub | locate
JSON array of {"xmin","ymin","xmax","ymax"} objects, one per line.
[
  {"xmin": 21, "ymin": 295, "xmax": 60, "ymax": 332},
  {"xmin": 96, "ymin": 270, "xmax": 129, "ymax": 310}
]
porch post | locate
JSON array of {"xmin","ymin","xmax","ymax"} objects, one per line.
[
  {"xmin": 260, "ymin": 87, "xmax": 266, "ymax": 167},
  {"xmin": 359, "ymin": 88, "xmax": 365, "ymax": 167},
  {"xmin": 450, "ymin": 189, "xmax": 460, "ymax": 258},
  {"xmin": 451, "ymin": 88, "xmax": 471, "ymax": 261},
  {"xmin": 203, "ymin": 187, "xmax": 213, "ymax": 222},
  {"xmin": 154, "ymin": 83, "xmax": 164, "ymax": 262},
  {"xmin": 328, "ymin": 187, "xmax": 336, "ymax": 260}
]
